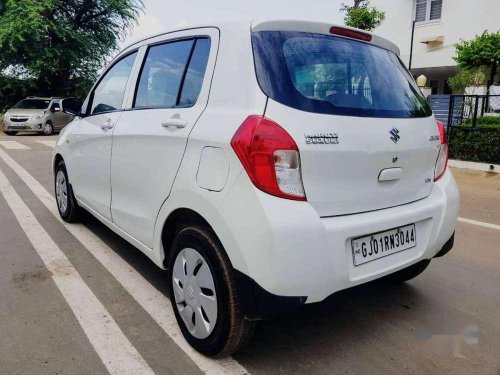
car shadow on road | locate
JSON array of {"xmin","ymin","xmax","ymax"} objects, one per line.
[
  {"xmin": 79, "ymin": 210, "xmax": 170, "ymax": 295},
  {"xmin": 234, "ymin": 281, "xmax": 427, "ymax": 368}
]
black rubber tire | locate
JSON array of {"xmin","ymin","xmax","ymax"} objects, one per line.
[
  {"xmin": 167, "ymin": 225, "xmax": 256, "ymax": 358},
  {"xmin": 3, "ymin": 130, "xmax": 18, "ymax": 136},
  {"xmin": 43, "ymin": 122, "xmax": 54, "ymax": 136},
  {"xmin": 54, "ymin": 160, "xmax": 80, "ymax": 223},
  {"xmin": 384, "ymin": 260, "xmax": 431, "ymax": 283}
]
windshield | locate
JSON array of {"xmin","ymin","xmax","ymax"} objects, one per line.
[
  {"xmin": 14, "ymin": 99, "xmax": 51, "ymax": 110},
  {"xmin": 252, "ymin": 31, "xmax": 432, "ymax": 118}
]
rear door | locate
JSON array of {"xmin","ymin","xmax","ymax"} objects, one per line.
[
  {"xmin": 110, "ymin": 28, "xmax": 218, "ymax": 248},
  {"xmin": 253, "ymin": 31, "xmax": 440, "ymax": 217}
]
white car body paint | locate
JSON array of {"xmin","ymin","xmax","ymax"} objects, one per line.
[
  {"xmin": 54, "ymin": 20, "xmax": 459, "ymax": 314},
  {"xmin": 196, "ymin": 147, "xmax": 230, "ymax": 192}
]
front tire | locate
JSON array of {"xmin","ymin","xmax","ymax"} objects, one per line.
[
  {"xmin": 3, "ymin": 130, "xmax": 18, "ymax": 136},
  {"xmin": 168, "ymin": 226, "xmax": 255, "ymax": 357},
  {"xmin": 54, "ymin": 160, "xmax": 80, "ymax": 223},
  {"xmin": 43, "ymin": 122, "xmax": 54, "ymax": 136}
]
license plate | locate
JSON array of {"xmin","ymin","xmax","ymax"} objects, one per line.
[{"xmin": 351, "ymin": 224, "xmax": 416, "ymax": 266}]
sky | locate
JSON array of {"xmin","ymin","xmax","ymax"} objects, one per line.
[{"xmin": 122, "ymin": 0, "xmax": 344, "ymax": 47}]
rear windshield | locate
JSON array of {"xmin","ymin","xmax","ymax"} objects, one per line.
[
  {"xmin": 252, "ymin": 31, "xmax": 432, "ymax": 118},
  {"xmin": 14, "ymin": 99, "xmax": 51, "ymax": 110}
]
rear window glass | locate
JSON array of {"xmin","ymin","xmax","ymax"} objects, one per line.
[{"xmin": 252, "ymin": 31, "xmax": 432, "ymax": 118}]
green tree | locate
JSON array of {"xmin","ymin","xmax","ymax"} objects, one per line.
[
  {"xmin": 448, "ymin": 67, "xmax": 487, "ymax": 93},
  {"xmin": 454, "ymin": 31, "xmax": 500, "ymax": 89},
  {"xmin": 341, "ymin": 0, "xmax": 385, "ymax": 31},
  {"xmin": 0, "ymin": 0, "xmax": 143, "ymax": 100}
]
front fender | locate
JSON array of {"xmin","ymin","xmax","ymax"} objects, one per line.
[{"xmin": 52, "ymin": 120, "xmax": 77, "ymax": 176}]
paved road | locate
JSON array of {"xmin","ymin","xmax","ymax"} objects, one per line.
[{"xmin": 0, "ymin": 133, "xmax": 499, "ymax": 375}]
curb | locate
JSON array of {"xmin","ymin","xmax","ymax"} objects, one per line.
[{"xmin": 449, "ymin": 159, "xmax": 498, "ymax": 174}]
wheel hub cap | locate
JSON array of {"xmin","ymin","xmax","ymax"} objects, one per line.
[
  {"xmin": 55, "ymin": 171, "xmax": 68, "ymax": 214},
  {"xmin": 172, "ymin": 248, "xmax": 217, "ymax": 339}
]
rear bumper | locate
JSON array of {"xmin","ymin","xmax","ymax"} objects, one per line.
[
  {"xmin": 235, "ymin": 231, "xmax": 455, "ymax": 319},
  {"xmin": 220, "ymin": 168, "xmax": 459, "ymax": 305}
]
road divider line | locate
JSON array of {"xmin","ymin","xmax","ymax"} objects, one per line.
[
  {"xmin": 0, "ymin": 141, "xmax": 30, "ymax": 150},
  {"xmin": 458, "ymin": 217, "xmax": 500, "ymax": 231},
  {"xmin": 37, "ymin": 140, "xmax": 57, "ymax": 148},
  {"xmin": 0, "ymin": 150, "xmax": 248, "ymax": 374},
  {"xmin": 0, "ymin": 164, "xmax": 154, "ymax": 375}
]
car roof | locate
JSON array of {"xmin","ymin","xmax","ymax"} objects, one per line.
[
  {"xmin": 26, "ymin": 97, "xmax": 60, "ymax": 101},
  {"xmin": 120, "ymin": 19, "xmax": 399, "ymax": 56}
]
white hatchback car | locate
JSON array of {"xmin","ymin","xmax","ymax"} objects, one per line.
[{"xmin": 54, "ymin": 20, "xmax": 459, "ymax": 357}]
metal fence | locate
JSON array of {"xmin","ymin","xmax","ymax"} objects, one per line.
[
  {"xmin": 428, "ymin": 94, "xmax": 500, "ymax": 164},
  {"xmin": 428, "ymin": 94, "xmax": 500, "ymax": 129}
]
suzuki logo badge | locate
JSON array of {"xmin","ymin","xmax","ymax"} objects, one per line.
[{"xmin": 389, "ymin": 128, "xmax": 401, "ymax": 144}]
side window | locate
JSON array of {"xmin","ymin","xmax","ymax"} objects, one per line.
[
  {"xmin": 134, "ymin": 40, "xmax": 194, "ymax": 109},
  {"xmin": 178, "ymin": 38, "xmax": 211, "ymax": 107},
  {"xmin": 50, "ymin": 100, "xmax": 61, "ymax": 111},
  {"xmin": 91, "ymin": 52, "xmax": 137, "ymax": 115}
]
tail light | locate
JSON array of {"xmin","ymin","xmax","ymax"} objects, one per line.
[
  {"xmin": 434, "ymin": 120, "xmax": 448, "ymax": 181},
  {"xmin": 231, "ymin": 115, "xmax": 306, "ymax": 201}
]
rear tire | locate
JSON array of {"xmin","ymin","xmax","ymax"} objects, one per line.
[
  {"xmin": 54, "ymin": 160, "xmax": 80, "ymax": 223},
  {"xmin": 3, "ymin": 130, "xmax": 18, "ymax": 136},
  {"xmin": 168, "ymin": 225, "xmax": 256, "ymax": 357},
  {"xmin": 384, "ymin": 260, "xmax": 431, "ymax": 283}
]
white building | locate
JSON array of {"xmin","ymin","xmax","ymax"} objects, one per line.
[{"xmin": 370, "ymin": 0, "xmax": 500, "ymax": 94}]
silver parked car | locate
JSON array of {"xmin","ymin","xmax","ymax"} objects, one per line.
[{"xmin": 2, "ymin": 97, "xmax": 75, "ymax": 136}]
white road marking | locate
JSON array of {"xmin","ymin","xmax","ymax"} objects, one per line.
[
  {"xmin": 0, "ymin": 149, "xmax": 249, "ymax": 374},
  {"xmin": 0, "ymin": 166, "xmax": 154, "ymax": 375},
  {"xmin": 37, "ymin": 140, "xmax": 57, "ymax": 148},
  {"xmin": 0, "ymin": 141, "xmax": 30, "ymax": 150},
  {"xmin": 458, "ymin": 217, "xmax": 500, "ymax": 231}
]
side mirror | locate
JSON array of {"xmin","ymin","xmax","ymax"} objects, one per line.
[
  {"xmin": 61, "ymin": 98, "xmax": 83, "ymax": 116},
  {"xmin": 50, "ymin": 104, "xmax": 61, "ymax": 113}
]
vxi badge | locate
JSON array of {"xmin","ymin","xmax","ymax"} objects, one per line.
[
  {"xmin": 305, "ymin": 133, "xmax": 339, "ymax": 145},
  {"xmin": 389, "ymin": 128, "xmax": 401, "ymax": 144}
]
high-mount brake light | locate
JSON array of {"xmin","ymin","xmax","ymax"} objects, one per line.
[
  {"xmin": 330, "ymin": 26, "xmax": 372, "ymax": 42},
  {"xmin": 434, "ymin": 120, "xmax": 449, "ymax": 182},
  {"xmin": 231, "ymin": 115, "xmax": 306, "ymax": 201}
]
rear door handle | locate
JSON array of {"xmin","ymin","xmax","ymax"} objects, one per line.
[{"xmin": 162, "ymin": 119, "xmax": 187, "ymax": 129}]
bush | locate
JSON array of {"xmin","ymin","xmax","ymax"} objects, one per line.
[
  {"xmin": 448, "ymin": 67, "xmax": 487, "ymax": 93},
  {"xmin": 463, "ymin": 116, "xmax": 500, "ymax": 128},
  {"xmin": 449, "ymin": 120, "xmax": 500, "ymax": 164}
]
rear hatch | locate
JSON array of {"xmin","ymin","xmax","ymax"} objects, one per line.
[{"xmin": 252, "ymin": 29, "xmax": 440, "ymax": 217}]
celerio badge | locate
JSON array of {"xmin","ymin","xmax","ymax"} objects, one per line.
[
  {"xmin": 305, "ymin": 133, "xmax": 339, "ymax": 145},
  {"xmin": 389, "ymin": 128, "xmax": 400, "ymax": 144}
]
